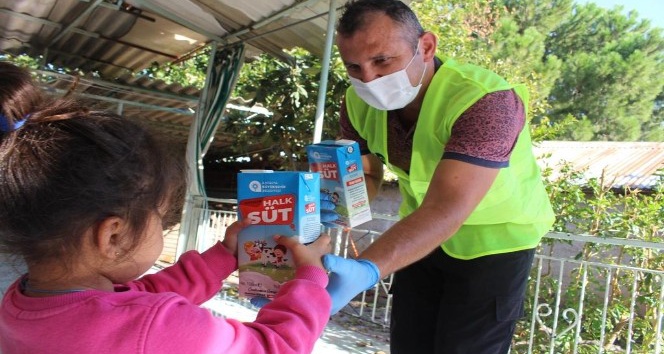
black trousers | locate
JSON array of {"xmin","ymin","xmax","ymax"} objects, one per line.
[{"xmin": 390, "ymin": 247, "xmax": 535, "ymax": 354}]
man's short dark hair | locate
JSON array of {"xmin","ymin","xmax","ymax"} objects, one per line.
[{"xmin": 337, "ymin": 0, "xmax": 424, "ymax": 50}]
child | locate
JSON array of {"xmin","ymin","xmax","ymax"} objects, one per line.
[{"xmin": 0, "ymin": 61, "xmax": 332, "ymax": 353}]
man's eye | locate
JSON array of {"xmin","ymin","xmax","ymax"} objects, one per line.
[{"xmin": 375, "ymin": 57, "xmax": 391, "ymax": 66}]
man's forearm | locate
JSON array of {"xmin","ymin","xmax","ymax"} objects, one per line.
[
  {"xmin": 360, "ymin": 154, "xmax": 384, "ymax": 201},
  {"xmin": 360, "ymin": 160, "xmax": 500, "ymax": 278},
  {"xmin": 359, "ymin": 203, "xmax": 464, "ymax": 278},
  {"xmin": 364, "ymin": 172, "xmax": 383, "ymax": 201}
]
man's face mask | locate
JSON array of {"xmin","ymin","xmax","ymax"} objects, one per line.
[{"xmin": 349, "ymin": 40, "xmax": 426, "ymax": 111}]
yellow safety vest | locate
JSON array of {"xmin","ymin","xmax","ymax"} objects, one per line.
[{"xmin": 345, "ymin": 58, "xmax": 555, "ymax": 259}]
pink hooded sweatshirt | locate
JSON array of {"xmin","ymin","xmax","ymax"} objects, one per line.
[{"xmin": 0, "ymin": 243, "xmax": 331, "ymax": 353}]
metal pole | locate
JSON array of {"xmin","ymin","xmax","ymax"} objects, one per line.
[
  {"xmin": 176, "ymin": 42, "xmax": 218, "ymax": 259},
  {"xmin": 312, "ymin": 0, "xmax": 337, "ymax": 144}
]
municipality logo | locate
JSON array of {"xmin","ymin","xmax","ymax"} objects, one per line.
[{"xmin": 249, "ymin": 181, "xmax": 262, "ymax": 192}]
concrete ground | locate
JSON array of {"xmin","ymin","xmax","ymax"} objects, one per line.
[
  {"xmin": 184, "ymin": 269, "xmax": 391, "ymax": 354},
  {"xmin": 204, "ymin": 294, "xmax": 390, "ymax": 354}
]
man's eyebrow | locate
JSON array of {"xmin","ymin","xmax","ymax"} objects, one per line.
[
  {"xmin": 343, "ymin": 54, "xmax": 395, "ymax": 66},
  {"xmin": 371, "ymin": 53, "xmax": 389, "ymax": 60}
]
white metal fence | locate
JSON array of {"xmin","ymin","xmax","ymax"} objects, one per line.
[{"xmin": 193, "ymin": 199, "xmax": 664, "ymax": 353}]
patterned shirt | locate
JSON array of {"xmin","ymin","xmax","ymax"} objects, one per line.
[{"xmin": 339, "ymin": 59, "xmax": 525, "ymax": 173}]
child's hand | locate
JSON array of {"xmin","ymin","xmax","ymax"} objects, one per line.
[
  {"xmin": 221, "ymin": 218, "xmax": 251, "ymax": 256},
  {"xmin": 249, "ymin": 233, "xmax": 331, "ymax": 308},
  {"xmin": 274, "ymin": 233, "xmax": 331, "ymax": 270}
]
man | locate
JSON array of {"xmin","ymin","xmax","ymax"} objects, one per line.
[{"xmin": 322, "ymin": 1, "xmax": 555, "ymax": 353}]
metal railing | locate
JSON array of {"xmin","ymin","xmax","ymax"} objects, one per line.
[
  {"xmin": 193, "ymin": 199, "xmax": 664, "ymax": 353},
  {"xmin": 519, "ymin": 233, "xmax": 664, "ymax": 354}
]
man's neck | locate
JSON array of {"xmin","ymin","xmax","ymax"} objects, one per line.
[{"xmin": 395, "ymin": 104, "xmax": 420, "ymax": 128}]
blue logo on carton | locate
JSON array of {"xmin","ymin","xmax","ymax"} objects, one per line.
[{"xmin": 249, "ymin": 180, "xmax": 261, "ymax": 192}]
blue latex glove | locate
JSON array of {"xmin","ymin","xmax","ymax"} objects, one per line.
[
  {"xmin": 320, "ymin": 192, "xmax": 339, "ymax": 228},
  {"xmin": 250, "ymin": 296, "xmax": 271, "ymax": 308},
  {"xmin": 323, "ymin": 254, "xmax": 380, "ymax": 315}
]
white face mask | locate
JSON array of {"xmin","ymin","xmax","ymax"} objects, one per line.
[{"xmin": 349, "ymin": 41, "xmax": 426, "ymax": 111}]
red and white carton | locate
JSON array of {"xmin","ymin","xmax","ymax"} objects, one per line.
[
  {"xmin": 307, "ymin": 140, "xmax": 372, "ymax": 228},
  {"xmin": 236, "ymin": 170, "xmax": 320, "ymax": 299}
]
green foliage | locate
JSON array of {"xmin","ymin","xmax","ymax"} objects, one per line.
[
  {"xmin": 220, "ymin": 48, "xmax": 348, "ymax": 169},
  {"xmin": 412, "ymin": 1, "xmax": 564, "ymax": 138},
  {"xmin": 1, "ymin": 53, "xmax": 88, "ymax": 77},
  {"xmin": 411, "ymin": 0, "xmax": 500, "ymax": 65},
  {"xmin": 641, "ymin": 90, "xmax": 664, "ymax": 142},
  {"xmin": 511, "ymin": 163, "xmax": 664, "ymax": 352},
  {"xmin": 491, "ymin": 1, "xmax": 566, "ymax": 129},
  {"xmin": 138, "ymin": 48, "xmax": 210, "ymax": 88},
  {"xmin": 502, "ymin": 0, "xmax": 574, "ymax": 35},
  {"xmin": 0, "ymin": 54, "xmax": 41, "ymax": 70},
  {"xmin": 544, "ymin": 3, "xmax": 664, "ymax": 141}
]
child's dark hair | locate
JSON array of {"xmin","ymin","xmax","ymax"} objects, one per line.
[{"xmin": 0, "ymin": 61, "xmax": 186, "ymax": 266}]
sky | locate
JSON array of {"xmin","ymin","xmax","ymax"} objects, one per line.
[{"xmin": 576, "ymin": 0, "xmax": 664, "ymax": 29}]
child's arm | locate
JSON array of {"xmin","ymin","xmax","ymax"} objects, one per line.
[
  {"xmin": 138, "ymin": 266, "xmax": 329, "ymax": 354},
  {"xmin": 128, "ymin": 242, "xmax": 235, "ymax": 303},
  {"xmin": 125, "ymin": 220, "xmax": 249, "ymax": 304},
  {"xmin": 142, "ymin": 235, "xmax": 332, "ymax": 354}
]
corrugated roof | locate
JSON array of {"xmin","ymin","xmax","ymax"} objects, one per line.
[
  {"xmin": 32, "ymin": 68, "xmax": 267, "ymax": 150},
  {"xmin": 3, "ymin": 0, "xmax": 415, "ymax": 151},
  {"xmin": 1, "ymin": 0, "xmax": 374, "ymax": 77},
  {"xmin": 533, "ymin": 141, "xmax": 664, "ymax": 190}
]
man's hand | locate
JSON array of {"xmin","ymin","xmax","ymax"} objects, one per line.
[{"xmin": 323, "ymin": 254, "xmax": 380, "ymax": 315}]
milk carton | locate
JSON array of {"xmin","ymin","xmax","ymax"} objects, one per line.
[
  {"xmin": 307, "ymin": 140, "xmax": 372, "ymax": 228},
  {"xmin": 236, "ymin": 170, "xmax": 320, "ymax": 299}
]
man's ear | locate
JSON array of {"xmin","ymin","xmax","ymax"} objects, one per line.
[
  {"xmin": 94, "ymin": 216, "xmax": 129, "ymax": 260},
  {"xmin": 421, "ymin": 31, "xmax": 438, "ymax": 62}
]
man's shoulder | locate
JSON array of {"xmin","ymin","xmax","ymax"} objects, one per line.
[
  {"xmin": 432, "ymin": 59, "xmax": 511, "ymax": 94},
  {"xmin": 437, "ymin": 58, "xmax": 507, "ymax": 84}
]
